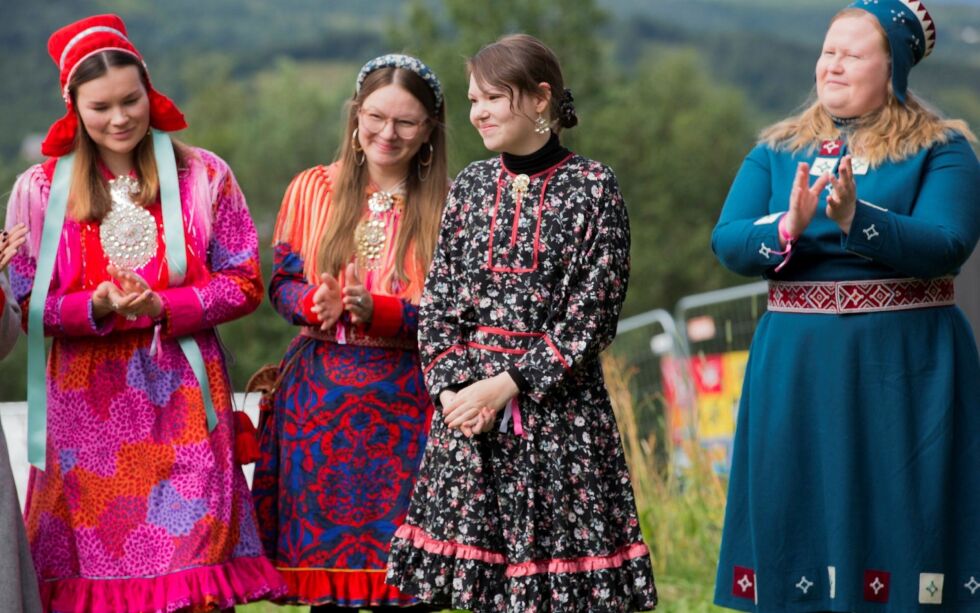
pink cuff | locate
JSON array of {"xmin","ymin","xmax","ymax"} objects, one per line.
[
  {"xmin": 773, "ymin": 215, "xmax": 796, "ymax": 273},
  {"xmin": 301, "ymin": 287, "xmax": 318, "ymax": 325},
  {"xmin": 778, "ymin": 215, "xmax": 796, "ymax": 244},
  {"xmin": 60, "ymin": 292, "xmax": 113, "ymax": 336},
  {"xmin": 158, "ymin": 286, "xmax": 204, "ymax": 337},
  {"xmin": 366, "ymin": 294, "xmax": 403, "ymax": 337}
]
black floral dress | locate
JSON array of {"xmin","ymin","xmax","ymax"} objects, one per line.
[{"xmin": 386, "ymin": 152, "xmax": 658, "ymax": 613}]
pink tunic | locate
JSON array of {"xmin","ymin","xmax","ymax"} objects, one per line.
[{"xmin": 5, "ymin": 148, "xmax": 286, "ymax": 612}]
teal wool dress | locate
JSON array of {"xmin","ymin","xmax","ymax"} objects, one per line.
[{"xmin": 712, "ymin": 133, "xmax": 980, "ymax": 612}]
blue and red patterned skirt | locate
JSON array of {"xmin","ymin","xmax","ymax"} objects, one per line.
[{"xmin": 252, "ymin": 335, "xmax": 433, "ymax": 607}]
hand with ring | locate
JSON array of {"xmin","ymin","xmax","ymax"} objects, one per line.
[
  {"xmin": 107, "ymin": 265, "xmax": 163, "ymax": 321},
  {"xmin": 342, "ymin": 262, "xmax": 373, "ymax": 325},
  {"xmin": 92, "ymin": 281, "xmax": 141, "ymax": 320}
]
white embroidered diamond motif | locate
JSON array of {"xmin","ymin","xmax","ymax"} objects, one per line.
[
  {"xmin": 919, "ymin": 572, "xmax": 944, "ymax": 605},
  {"xmin": 966, "ymin": 576, "xmax": 980, "ymax": 595},
  {"xmin": 806, "ymin": 286, "xmax": 834, "ymax": 309},
  {"xmin": 870, "ymin": 577, "xmax": 885, "ymax": 595},
  {"xmin": 863, "ymin": 224, "xmax": 879, "ymax": 240},
  {"xmin": 796, "ymin": 576, "xmax": 814, "ymax": 594},
  {"xmin": 738, "ymin": 575, "xmax": 754, "ymax": 593},
  {"xmin": 759, "ymin": 243, "xmax": 772, "ymax": 259}
]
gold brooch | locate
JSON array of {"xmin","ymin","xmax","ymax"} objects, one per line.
[
  {"xmin": 356, "ymin": 189, "xmax": 398, "ymax": 270},
  {"xmin": 511, "ymin": 174, "xmax": 530, "ymax": 203}
]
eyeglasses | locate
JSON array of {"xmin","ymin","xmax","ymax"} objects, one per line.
[{"xmin": 358, "ymin": 109, "xmax": 427, "ymax": 139}]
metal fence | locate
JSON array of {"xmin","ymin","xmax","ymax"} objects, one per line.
[{"xmin": 610, "ymin": 281, "xmax": 769, "ymax": 473}]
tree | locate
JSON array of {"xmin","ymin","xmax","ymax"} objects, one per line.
[
  {"xmin": 579, "ymin": 51, "xmax": 753, "ymax": 316},
  {"xmin": 389, "ymin": 0, "xmax": 609, "ymax": 173}
]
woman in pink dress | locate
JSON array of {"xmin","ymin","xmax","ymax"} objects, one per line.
[{"xmin": 5, "ymin": 14, "xmax": 285, "ymax": 612}]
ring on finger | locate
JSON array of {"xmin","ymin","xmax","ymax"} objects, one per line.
[{"xmin": 356, "ymin": 295, "xmax": 363, "ymax": 306}]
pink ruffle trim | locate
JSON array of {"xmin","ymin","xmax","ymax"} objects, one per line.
[
  {"xmin": 41, "ymin": 555, "xmax": 287, "ymax": 613},
  {"xmin": 394, "ymin": 524, "xmax": 651, "ymax": 577},
  {"xmin": 505, "ymin": 542, "xmax": 651, "ymax": 577},
  {"xmin": 394, "ymin": 524, "xmax": 507, "ymax": 564}
]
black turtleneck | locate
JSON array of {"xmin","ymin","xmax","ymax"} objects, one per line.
[{"xmin": 501, "ymin": 133, "xmax": 571, "ymax": 175}]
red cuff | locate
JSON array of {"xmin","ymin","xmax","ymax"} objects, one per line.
[
  {"xmin": 301, "ymin": 287, "xmax": 319, "ymax": 325},
  {"xmin": 367, "ymin": 294, "xmax": 403, "ymax": 337},
  {"xmin": 0, "ymin": 288, "xmax": 6, "ymax": 315}
]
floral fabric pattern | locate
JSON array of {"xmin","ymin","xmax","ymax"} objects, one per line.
[
  {"xmin": 386, "ymin": 155, "xmax": 658, "ymax": 613},
  {"xmin": 5, "ymin": 148, "xmax": 285, "ymax": 613}
]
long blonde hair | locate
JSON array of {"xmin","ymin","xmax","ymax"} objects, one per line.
[
  {"xmin": 67, "ymin": 50, "xmax": 191, "ymax": 221},
  {"xmin": 316, "ymin": 67, "xmax": 448, "ymax": 290},
  {"xmin": 761, "ymin": 9, "xmax": 975, "ymax": 166}
]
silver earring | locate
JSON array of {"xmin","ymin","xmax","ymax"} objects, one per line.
[{"xmin": 533, "ymin": 115, "xmax": 550, "ymax": 135}]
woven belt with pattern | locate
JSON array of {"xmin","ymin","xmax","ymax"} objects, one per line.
[
  {"xmin": 767, "ymin": 277, "xmax": 955, "ymax": 314},
  {"xmin": 301, "ymin": 325, "xmax": 418, "ymax": 351}
]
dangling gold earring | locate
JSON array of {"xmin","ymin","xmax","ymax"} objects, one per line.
[
  {"xmin": 417, "ymin": 142, "xmax": 433, "ymax": 181},
  {"xmin": 533, "ymin": 114, "xmax": 550, "ymax": 135},
  {"xmin": 352, "ymin": 128, "xmax": 366, "ymax": 166}
]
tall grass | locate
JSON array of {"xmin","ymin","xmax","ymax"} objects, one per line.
[{"xmin": 604, "ymin": 355, "xmax": 728, "ymax": 612}]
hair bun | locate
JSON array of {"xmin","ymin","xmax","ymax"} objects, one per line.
[{"xmin": 558, "ymin": 88, "xmax": 578, "ymax": 128}]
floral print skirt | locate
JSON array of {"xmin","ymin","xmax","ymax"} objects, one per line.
[{"xmin": 386, "ymin": 368, "xmax": 658, "ymax": 613}]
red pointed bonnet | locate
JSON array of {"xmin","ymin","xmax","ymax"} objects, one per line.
[{"xmin": 41, "ymin": 14, "xmax": 187, "ymax": 157}]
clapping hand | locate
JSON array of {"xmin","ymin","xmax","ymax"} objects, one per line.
[
  {"xmin": 781, "ymin": 163, "xmax": 833, "ymax": 245},
  {"xmin": 342, "ymin": 263, "xmax": 373, "ymax": 325},
  {"xmin": 826, "ymin": 155, "xmax": 857, "ymax": 234},
  {"xmin": 311, "ymin": 272, "xmax": 343, "ymax": 330}
]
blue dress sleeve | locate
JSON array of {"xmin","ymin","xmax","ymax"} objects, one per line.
[
  {"xmin": 844, "ymin": 134, "xmax": 980, "ymax": 278},
  {"xmin": 711, "ymin": 144, "xmax": 789, "ymax": 277}
]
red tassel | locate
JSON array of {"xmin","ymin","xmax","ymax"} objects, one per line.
[{"xmin": 233, "ymin": 411, "xmax": 261, "ymax": 465}]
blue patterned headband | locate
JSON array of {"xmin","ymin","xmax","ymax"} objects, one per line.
[
  {"xmin": 847, "ymin": 0, "xmax": 936, "ymax": 104},
  {"xmin": 356, "ymin": 53, "xmax": 444, "ymax": 112}
]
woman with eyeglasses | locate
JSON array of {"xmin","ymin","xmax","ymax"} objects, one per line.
[{"xmin": 251, "ymin": 54, "xmax": 448, "ymax": 612}]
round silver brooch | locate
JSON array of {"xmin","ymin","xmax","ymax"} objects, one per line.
[{"xmin": 100, "ymin": 176, "xmax": 157, "ymax": 271}]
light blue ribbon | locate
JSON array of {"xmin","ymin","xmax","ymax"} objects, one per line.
[
  {"xmin": 27, "ymin": 131, "xmax": 217, "ymax": 470},
  {"xmin": 26, "ymin": 153, "xmax": 74, "ymax": 470},
  {"xmin": 153, "ymin": 130, "xmax": 217, "ymax": 433}
]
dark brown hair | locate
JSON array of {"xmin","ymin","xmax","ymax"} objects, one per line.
[
  {"xmin": 317, "ymin": 66, "xmax": 448, "ymax": 288},
  {"xmin": 467, "ymin": 33, "xmax": 578, "ymax": 131},
  {"xmin": 68, "ymin": 50, "xmax": 190, "ymax": 221}
]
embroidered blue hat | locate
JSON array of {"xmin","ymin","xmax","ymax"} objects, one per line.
[
  {"xmin": 848, "ymin": 0, "xmax": 936, "ymax": 104},
  {"xmin": 356, "ymin": 53, "xmax": 444, "ymax": 111}
]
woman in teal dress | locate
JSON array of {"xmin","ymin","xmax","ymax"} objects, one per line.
[{"xmin": 712, "ymin": 1, "xmax": 980, "ymax": 611}]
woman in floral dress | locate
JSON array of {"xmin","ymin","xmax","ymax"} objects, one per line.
[{"xmin": 386, "ymin": 34, "xmax": 658, "ymax": 613}]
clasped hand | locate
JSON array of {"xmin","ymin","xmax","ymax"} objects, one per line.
[
  {"xmin": 310, "ymin": 262, "xmax": 374, "ymax": 330},
  {"xmin": 440, "ymin": 372, "xmax": 519, "ymax": 438},
  {"xmin": 92, "ymin": 265, "xmax": 162, "ymax": 321},
  {"xmin": 781, "ymin": 156, "xmax": 856, "ymax": 243}
]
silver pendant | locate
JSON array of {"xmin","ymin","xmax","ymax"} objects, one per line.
[{"xmin": 100, "ymin": 175, "xmax": 157, "ymax": 271}]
